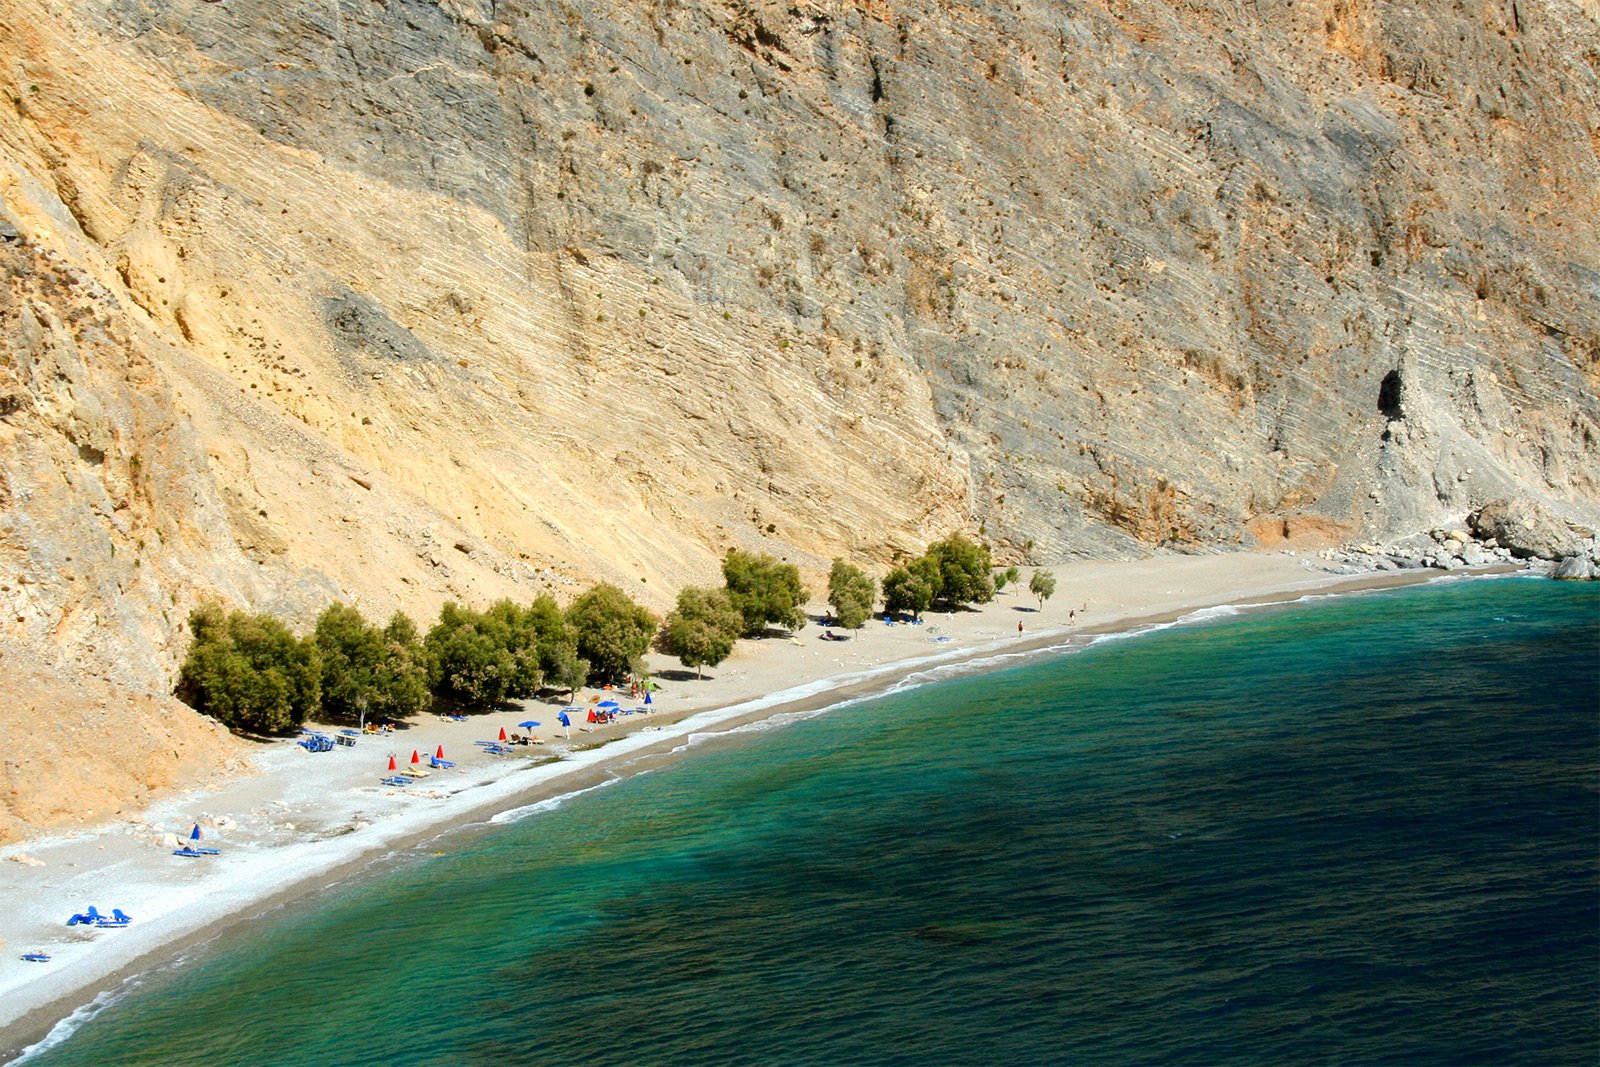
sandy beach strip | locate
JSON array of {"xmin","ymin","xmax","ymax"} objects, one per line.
[{"xmin": 0, "ymin": 553, "xmax": 1519, "ymax": 1058}]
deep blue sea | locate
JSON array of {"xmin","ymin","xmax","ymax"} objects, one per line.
[{"xmin": 21, "ymin": 576, "xmax": 1599, "ymax": 1066}]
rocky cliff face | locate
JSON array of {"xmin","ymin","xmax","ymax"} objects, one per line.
[{"xmin": 0, "ymin": 0, "xmax": 1594, "ymax": 839}]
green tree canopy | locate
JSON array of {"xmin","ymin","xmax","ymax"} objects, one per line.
[
  {"xmin": 827, "ymin": 559, "xmax": 878, "ymax": 630},
  {"xmin": 995, "ymin": 565, "xmax": 1020, "ymax": 593},
  {"xmin": 314, "ymin": 602, "xmax": 387, "ymax": 723},
  {"xmin": 658, "ymin": 586, "xmax": 743, "ymax": 678},
  {"xmin": 881, "ymin": 560, "xmax": 936, "ymax": 619},
  {"xmin": 722, "ymin": 549, "xmax": 808, "ymax": 636},
  {"xmin": 484, "ymin": 599, "xmax": 545, "ymax": 697},
  {"xmin": 927, "ymin": 533, "xmax": 995, "ymax": 607},
  {"xmin": 372, "ymin": 611, "xmax": 431, "ymax": 719},
  {"xmin": 524, "ymin": 594, "xmax": 582, "ymax": 685},
  {"xmin": 176, "ymin": 604, "xmax": 320, "ymax": 735},
  {"xmin": 1029, "ymin": 569, "xmax": 1057, "ymax": 610},
  {"xmin": 425, "ymin": 601, "xmax": 518, "ymax": 710},
  {"xmin": 566, "ymin": 583, "xmax": 658, "ymax": 683}
]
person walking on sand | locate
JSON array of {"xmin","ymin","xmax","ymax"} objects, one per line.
[{"xmin": 1018, "ymin": 621, "xmax": 1024, "ymax": 636}]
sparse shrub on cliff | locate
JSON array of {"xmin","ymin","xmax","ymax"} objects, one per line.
[
  {"xmin": 722, "ymin": 549, "xmax": 808, "ymax": 636},
  {"xmin": 566, "ymin": 583, "xmax": 658, "ymax": 684},
  {"xmin": 657, "ymin": 586, "xmax": 743, "ymax": 678},
  {"xmin": 827, "ymin": 559, "xmax": 877, "ymax": 630},
  {"xmin": 176, "ymin": 604, "xmax": 321, "ymax": 735}
]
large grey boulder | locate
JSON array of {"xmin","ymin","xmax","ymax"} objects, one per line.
[
  {"xmin": 1550, "ymin": 556, "xmax": 1596, "ymax": 581},
  {"xmin": 1469, "ymin": 500, "xmax": 1593, "ymax": 561}
]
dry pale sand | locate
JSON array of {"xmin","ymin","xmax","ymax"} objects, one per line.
[{"xmin": 0, "ymin": 552, "xmax": 1490, "ymax": 1056}]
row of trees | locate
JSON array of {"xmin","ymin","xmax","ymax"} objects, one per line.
[
  {"xmin": 177, "ymin": 583, "xmax": 659, "ymax": 735},
  {"xmin": 178, "ymin": 538, "xmax": 1059, "ymax": 734}
]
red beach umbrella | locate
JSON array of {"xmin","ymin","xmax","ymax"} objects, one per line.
[
  {"xmin": 498, "ymin": 726, "xmax": 507, "ymax": 741},
  {"xmin": 411, "ymin": 749, "xmax": 421, "ymax": 764},
  {"xmin": 388, "ymin": 755, "xmax": 397, "ymax": 771},
  {"xmin": 435, "ymin": 745, "xmax": 445, "ymax": 759}
]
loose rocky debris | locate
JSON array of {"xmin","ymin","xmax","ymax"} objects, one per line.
[{"xmin": 1315, "ymin": 502, "xmax": 1599, "ymax": 580}]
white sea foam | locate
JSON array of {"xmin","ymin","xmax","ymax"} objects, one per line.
[
  {"xmin": 1178, "ymin": 603, "xmax": 1245, "ymax": 624},
  {"xmin": 11, "ymin": 986, "xmax": 126, "ymax": 1064},
  {"xmin": 488, "ymin": 779, "xmax": 620, "ymax": 825}
]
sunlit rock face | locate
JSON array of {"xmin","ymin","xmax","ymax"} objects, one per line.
[{"xmin": 0, "ymin": 0, "xmax": 1593, "ymax": 836}]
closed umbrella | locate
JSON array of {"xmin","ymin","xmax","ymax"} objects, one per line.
[
  {"xmin": 388, "ymin": 755, "xmax": 397, "ymax": 772},
  {"xmin": 498, "ymin": 726, "xmax": 508, "ymax": 741},
  {"xmin": 411, "ymin": 750, "xmax": 421, "ymax": 765},
  {"xmin": 435, "ymin": 745, "xmax": 445, "ymax": 759}
]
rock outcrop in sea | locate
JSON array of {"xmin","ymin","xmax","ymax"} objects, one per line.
[{"xmin": 0, "ymin": 0, "xmax": 1595, "ymax": 838}]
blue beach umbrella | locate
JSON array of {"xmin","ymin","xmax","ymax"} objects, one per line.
[
  {"xmin": 518, "ymin": 720, "xmax": 540, "ymax": 729},
  {"xmin": 557, "ymin": 712, "xmax": 570, "ymax": 727},
  {"xmin": 597, "ymin": 700, "xmax": 620, "ymax": 709},
  {"xmin": 190, "ymin": 824, "xmax": 202, "ymax": 842},
  {"xmin": 644, "ymin": 690, "xmax": 652, "ymax": 705}
]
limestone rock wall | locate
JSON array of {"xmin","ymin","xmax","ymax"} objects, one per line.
[{"xmin": 0, "ymin": 0, "xmax": 1594, "ymax": 838}]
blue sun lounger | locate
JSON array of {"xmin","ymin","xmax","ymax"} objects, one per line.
[
  {"xmin": 173, "ymin": 846, "xmax": 206, "ymax": 857},
  {"xmin": 96, "ymin": 909, "xmax": 131, "ymax": 928},
  {"xmin": 67, "ymin": 907, "xmax": 100, "ymax": 926},
  {"xmin": 21, "ymin": 951, "xmax": 51, "ymax": 962},
  {"xmin": 430, "ymin": 757, "xmax": 456, "ymax": 769},
  {"xmin": 380, "ymin": 775, "xmax": 412, "ymax": 787}
]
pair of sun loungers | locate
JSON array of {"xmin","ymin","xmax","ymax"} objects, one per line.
[
  {"xmin": 66, "ymin": 906, "xmax": 132, "ymax": 927},
  {"xmin": 298, "ymin": 731, "xmax": 334, "ymax": 753}
]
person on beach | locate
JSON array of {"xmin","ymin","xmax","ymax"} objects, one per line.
[{"xmin": 1018, "ymin": 621, "xmax": 1024, "ymax": 635}]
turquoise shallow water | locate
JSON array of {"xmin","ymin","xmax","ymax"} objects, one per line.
[{"xmin": 21, "ymin": 576, "xmax": 1600, "ymax": 1066}]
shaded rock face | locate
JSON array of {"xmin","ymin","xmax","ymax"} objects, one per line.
[{"xmin": 0, "ymin": 0, "xmax": 1595, "ymax": 833}]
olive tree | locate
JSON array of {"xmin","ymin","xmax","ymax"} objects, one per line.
[
  {"xmin": 566, "ymin": 583, "xmax": 658, "ymax": 683},
  {"xmin": 177, "ymin": 604, "xmax": 321, "ymax": 735},
  {"xmin": 827, "ymin": 559, "xmax": 877, "ymax": 630},
  {"xmin": 722, "ymin": 549, "xmax": 808, "ymax": 636},
  {"xmin": 1029, "ymin": 569, "xmax": 1057, "ymax": 611},
  {"xmin": 658, "ymin": 586, "xmax": 743, "ymax": 678},
  {"xmin": 425, "ymin": 602, "xmax": 523, "ymax": 708},
  {"xmin": 314, "ymin": 603, "xmax": 430, "ymax": 724},
  {"xmin": 881, "ymin": 558, "xmax": 937, "ymax": 619},
  {"xmin": 995, "ymin": 565, "xmax": 1020, "ymax": 593},
  {"xmin": 926, "ymin": 533, "xmax": 995, "ymax": 607}
]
